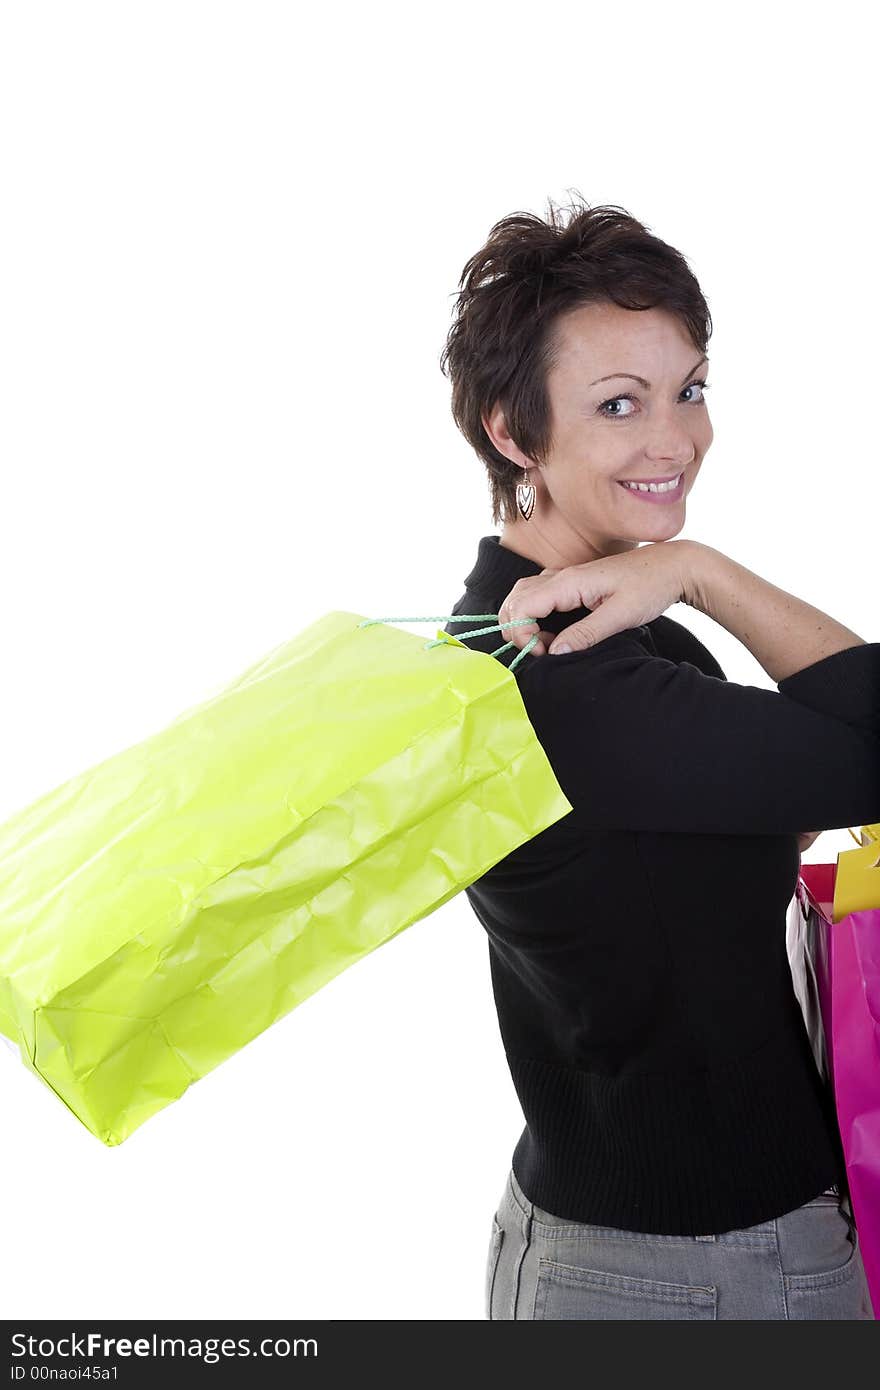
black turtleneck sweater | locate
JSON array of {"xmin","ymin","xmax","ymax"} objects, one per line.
[{"xmin": 445, "ymin": 535, "xmax": 880, "ymax": 1236}]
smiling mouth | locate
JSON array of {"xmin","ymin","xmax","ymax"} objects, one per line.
[{"xmin": 616, "ymin": 471, "xmax": 685, "ymax": 500}]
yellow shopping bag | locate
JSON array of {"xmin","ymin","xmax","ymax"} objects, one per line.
[{"xmin": 0, "ymin": 610, "xmax": 571, "ymax": 1145}]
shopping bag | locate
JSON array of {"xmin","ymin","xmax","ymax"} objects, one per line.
[
  {"xmin": 786, "ymin": 824, "xmax": 880, "ymax": 1314},
  {"xmin": 0, "ymin": 610, "xmax": 571, "ymax": 1145}
]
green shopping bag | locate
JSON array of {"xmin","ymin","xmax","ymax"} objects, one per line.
[{"xmin": 0, "ymin": 610, "xmax": 571, "ymax": 1145}]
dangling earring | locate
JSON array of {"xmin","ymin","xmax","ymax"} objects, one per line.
[{"xmin": 516, "ymin": 466, "xmax": 537, "ymax": 521}]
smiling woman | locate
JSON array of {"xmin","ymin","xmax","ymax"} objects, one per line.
[
  {"xmin": 490, "ymin": 296, "xmax": 715, "ymax": 559},
  {"xmin": 439, "ymin": 195, "xmax": 714, "ymax": 574},
  {"xmin": 438, "ymin": 192, "xmax": 879, "ymax": 1321}
]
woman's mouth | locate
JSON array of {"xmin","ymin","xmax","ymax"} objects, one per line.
[{"xmin": 616, "ymin": 471, "xmax": 685, "ymax": 504}]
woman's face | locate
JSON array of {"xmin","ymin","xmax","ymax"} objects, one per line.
[{"xmin": 487, "ymin": 301, "xmax": 714, "ymax": 569}]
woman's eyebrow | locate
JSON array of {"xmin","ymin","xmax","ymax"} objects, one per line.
[{"xmin": 590, "ymin": 357, "xmax": 709, "ymax": 389}]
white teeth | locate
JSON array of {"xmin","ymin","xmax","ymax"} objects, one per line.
[{"xmin": 621, "ymin": 472, "xmax": 682, "ymax": 494}]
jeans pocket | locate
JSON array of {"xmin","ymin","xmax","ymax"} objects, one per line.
[
  {"xmin": 485, "ymin": 1215, "xmax": 504, "ymax": 1320},
  {"xmin": 533, "ymin": 1257, "xmax": 717, "ymax": 1320},
  {"xmin": 783, "ymin": 1206, "xmax": 874, "ymax": 1319}
]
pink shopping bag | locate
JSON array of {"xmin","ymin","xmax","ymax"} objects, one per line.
[{"xmin": 787, "ymin": 846, "xmax": 880, "ymax": 1315}]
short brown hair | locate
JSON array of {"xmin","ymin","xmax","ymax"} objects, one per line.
[{"xmin": 439, "ymin": 192, "xmax": 713, "ymax": 526}]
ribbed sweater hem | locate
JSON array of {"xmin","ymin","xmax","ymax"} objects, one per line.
[{"xmin": 509, "ymin": 1020, "xmax": 846, "ymax": 1236}]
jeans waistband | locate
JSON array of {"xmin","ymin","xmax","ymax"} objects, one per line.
[{"xmin": 504, "ymin": 1166, "xmax": 852, "ymax": 1243}]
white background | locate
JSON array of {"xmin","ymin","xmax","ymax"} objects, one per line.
[{"xmin": 0, "ymin": 0, "xmax": 875, "ymax": 1322}]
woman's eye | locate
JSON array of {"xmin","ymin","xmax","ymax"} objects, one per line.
[
  {"xmin": 682, "ymin": 378, "xmax": 710, "ymax": 404},
  {"xmin": 598, "ymin": 379, "xmax": 711, "ymax": 420},
  {"xmin": 598, "ymin": 393, "xmax": 638, "ymax": 419}
]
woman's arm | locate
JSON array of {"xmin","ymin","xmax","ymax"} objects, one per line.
[
  {"xmin": 796, "ymin": 830, "xmax": 822, "ymax": 854},
  {"xmin": 684, "ymin": 542, "xmax": 867, "ymax": 684}
]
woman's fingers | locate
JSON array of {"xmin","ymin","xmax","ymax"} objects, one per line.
[
  {"xmin": 548, "ymin": 598, "xmax": 622, "ymax": 654},
  {"xmin": 498, "ymin": 571, "xmax": 594, "ymax": 652},
  {"xmin": 523, "ymin": 629, "xmax": 558, "ymax": 658},
  {"xmin": 499, "ymin": 544, "xmax": 689, "ymax": 657},
  {"xmin": 497, "ymin": 611, "xmax": 555, "ymax": 657}
]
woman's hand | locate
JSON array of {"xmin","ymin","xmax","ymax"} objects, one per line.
[{"xmin": 497, "ymin": 539, "xmax": 696, "ymax": 657}]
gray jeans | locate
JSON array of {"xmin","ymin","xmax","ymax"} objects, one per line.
[{"xmin": 486, "ymin": 1167, "xmax": 874, "ymax": 1319}]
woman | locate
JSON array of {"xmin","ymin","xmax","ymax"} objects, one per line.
[{"xmin": 439, "ymin": 196, "xmax": 879, "ymax": 1319}]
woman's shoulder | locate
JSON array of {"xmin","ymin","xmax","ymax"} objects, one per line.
[
  {"xmin": 443, "ymin": 592, "xmax": 725, "ymax": 683},
  {"xmin": 643, "ymin": 613, "xmax": 727, "ymax": 681}
]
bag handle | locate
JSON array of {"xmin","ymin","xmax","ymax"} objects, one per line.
[
  {"xmin": 358, "ymin": 614, "xmax": 540, "ymax": 672},
  {"xmin": 846, "ymin": 826, "xmax": 880, "ymax": 846}
]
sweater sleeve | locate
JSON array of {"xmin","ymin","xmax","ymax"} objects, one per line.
[
  {"xmin": 515, "ymin": 637, "xmax": 880, "ymax": 835},
  {"xmin": 646, "ymin": 614, "xmax": 727, "ymax": 681}
]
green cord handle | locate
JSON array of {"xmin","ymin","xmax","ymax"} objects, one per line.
[{"xmin": 357, "ymin": 614, "xmax": 540, "ymax": 672}]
